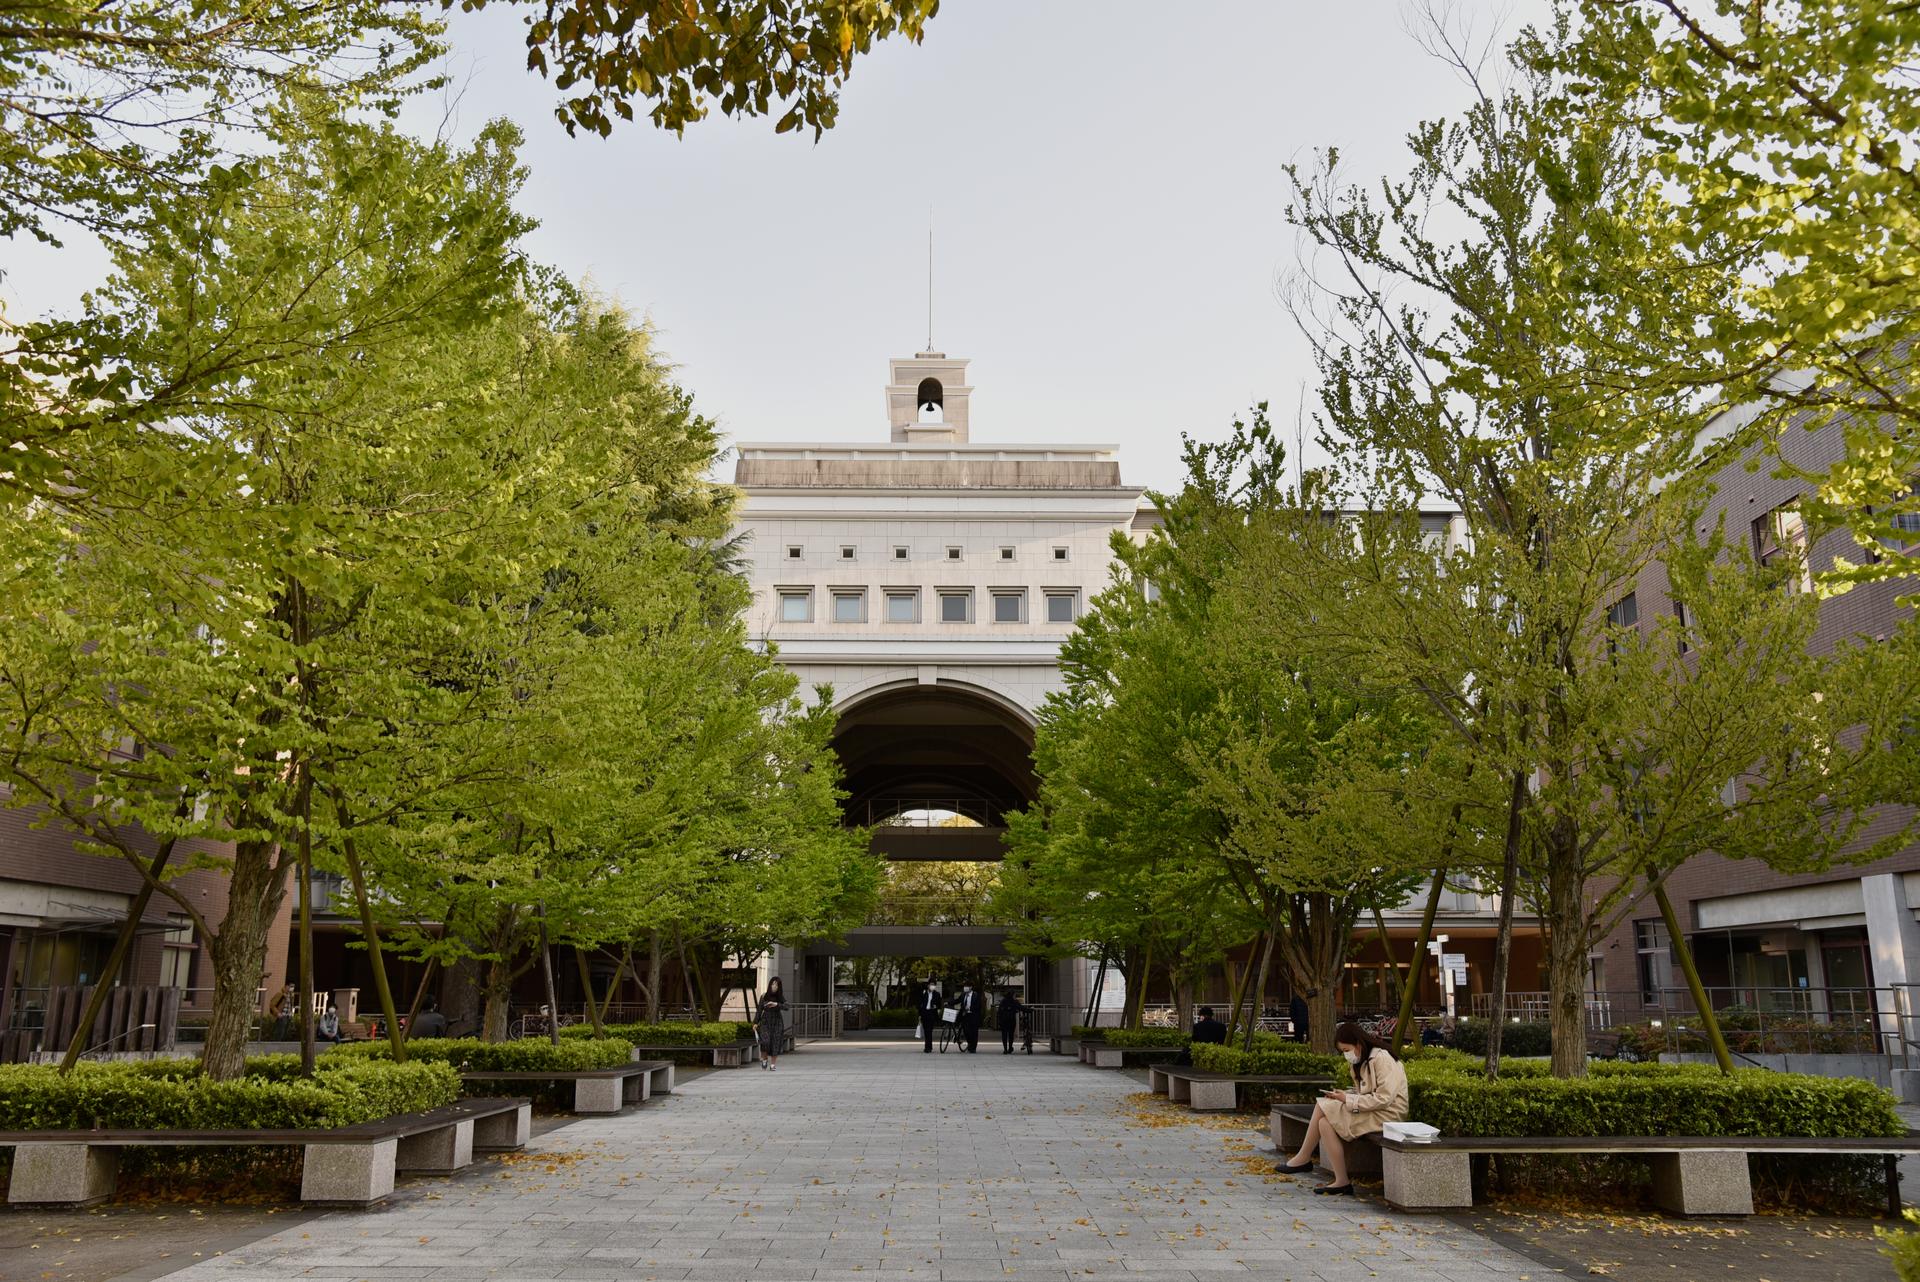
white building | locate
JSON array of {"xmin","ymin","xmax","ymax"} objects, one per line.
[{"xmin": 731, "ymin": 351, "xmax": 1151, "ymax": 1009}]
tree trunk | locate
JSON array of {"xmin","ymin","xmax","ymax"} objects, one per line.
[
  {"xmin": 537, "ymin": 917, "xmax": 561, "ymax": 1045},
  {"xmin": 573, "ymin": 947, "xmax": 606, "ymax": 1038},
  {"xmin": 297, "ymin": 777, "xmax": 316, "ymax": 1075},
  {"xmin": 1389, "ymin": 872, "xmax": 1447, "ymax": 1058},
  {"xmin": 481, "ymin": 955, "xmax": 513, "ymax": 1042},
  {"xmin": 1242, "ymin": 925, "xmax": 1277, "ymax": 1051},
  {"xmin": 1545, "ymin": 822, "xmax": 1590, "ymax": 1077},
  {"xmin": 200, "ymin": 840, "xmax": 290, "ymax": 1080},
  {"xmin": 403, "ymin": 957, "xmax": 440, "ymax": 1043},
  {"xmin": 1656, "ymin": 881, "xmax": 1734, "ymax": 1074},
  {"xmin": 646, "ymin": 931, "xmax": 663, "ymax": 1024},
  {"xmin": 1486, "ymin": 770, "xmax": 1528, "ymax": 1080},
  {"xmin": 601, "ymin": 945, "xmax": 631, "ymax": 1024},
  {"xmin": 61, "ymin": 837, "xmax": 176, "ymax": 1072},
  {"xmin": 1371, "ymin": 905, "xmax": 1402, "ymax": 1014},
  {"xmin": 336, "ymin": 824, "xmax": 406, "ymax": 1062},
  {"xmin": 1083, "ymin": 948, "xmax": 1110, "ymax": 1028}
]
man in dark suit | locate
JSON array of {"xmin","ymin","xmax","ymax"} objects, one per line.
[
  {"xmin": 919, "ymin": 984, "xmax": 944, "ymax": 1053},
  {"xmin": 957, "ymin": 983, "xmax": 983, "ymax": 1053},
  {"xmin": 1289, "ymin": 990, "xmax": 1314, "ymax": 1045},
  {"xmin": 1177, "ymin": 1006, "xmax": 1228, "ymax": 1064}
]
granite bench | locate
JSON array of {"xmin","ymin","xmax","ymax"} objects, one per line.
[
  {"xmin": 1148, "ymin": 1066, "xmax": 1330, "ymax": 1111},
  {"xmin": 1272, "ymin": 1101, "xmax": 1384, "ymax": 1178},
  {"xmin": 461, "ymin": 1060, "xmax": 673, "ymax": 1113},
  {"xmin": 626, "ymin": 1040, "xmax": 761, "ymax": 1068},
  {"xmin": 0, "ymin": 1097, "xmax": 531, "ymax": 1208},
  {"xmin": 1079, "ymin": 1042, "xmax": 1187, "ymax": 1069},
  {"xmin": 1377, "ymin": 1132, "xmax": 1920, "ymax": 1218}
]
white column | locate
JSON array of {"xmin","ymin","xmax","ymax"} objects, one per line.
[{"xmin": 1862, "ymin": 873, "xmax": 1920, "ymax": 1054}]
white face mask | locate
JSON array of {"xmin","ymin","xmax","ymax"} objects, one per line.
[{"xmin": 1342, "ymin": 1049, "xmax": 1361, "ymax": 1065}]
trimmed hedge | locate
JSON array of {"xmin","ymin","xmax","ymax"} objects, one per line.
[
  {"xmin": 328, "ymin": 1036, "xmax": 633, "ymax": 1072},
  {"xmin": 1190, "ymin": 1042, "xmax": 1347, "ymax": 1081},
  {"xmin": 0, "ymin": 1056, "xmax": 459, "ymax": 1131},
  {"xmin": 1102, "ymin": 1028, "xmax": 1190, "ymax": 1048},
  {"xmin": 562, "ymin": 1021, "xmax": 751, "ymax": 1046},
  {"xmin": 1404, "ymin": 1056, "xmax": 1903, "ymax": 1139},
  {"xmin": 869, "ymin": 1008, "xmax": 918, "ymax": 1029},
  {"xmin": 1449, "ymin": 1020, "xmax": 1553, "ymax": 1058}
]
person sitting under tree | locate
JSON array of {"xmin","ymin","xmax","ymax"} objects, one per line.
[{"xmin": 1276, "ymin": 1021, "xmax": 1409, "ymax": 1195}]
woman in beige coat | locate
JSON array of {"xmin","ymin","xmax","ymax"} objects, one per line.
[{"xmin": 1277, "ymin": 1021, "xmax": 1410, "ymax": 1195}]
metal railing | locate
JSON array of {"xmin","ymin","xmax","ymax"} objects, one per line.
[
  {"xmin": 860, "ymin": 898, "xmax": 1021, "ymax": 927},
  {"xmin": 786, "ymin": 1002, "xmax": 838, "ymax": 1042},
  {"xmin": 861, "ymin": 799, "xmax": 1002, "ymax": 828},
  {"xmin": 1469, "ymin": 986, "xmax": 1916, "ymax": 1060}
]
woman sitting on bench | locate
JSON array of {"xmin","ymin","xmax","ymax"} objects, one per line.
[{"xmin": 1277, "ymin": 1021, "xmax": 1410, "ymax": 1195}]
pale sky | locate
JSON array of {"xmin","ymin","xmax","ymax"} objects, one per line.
[{"xmin": 2, "ymin": 1, "xmax": 1541, "ymax": 494}]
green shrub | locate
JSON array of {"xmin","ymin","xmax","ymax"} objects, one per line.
[
  {"xmin": 1449, "ymin": 1019, "xmax": 1553, "ymax": 1057},
  {"xmin": 1189, "ymin": 1042, "xmax": 1346, "ymax": 1081},
  {"xmin": 1102, "ymin": 1028, "xmax": 1190, "ymax": 1048},
  {"xmin": 328, "ymin": 1036, "xmax": 633, "ymax": 1072},
  {"xmin": 561, "ymin": 1021, "xmax": 750, "ymax": 1046},
  {"xmin": 1881, "ymin": 1211, "xmax": 1920, "ymax": 1281},
  {"xmin": 1406, "ymin": 1065, "xmax": 1902, "ymax": 1139},
  {"xmin": 0, "ymin": 1056, "xmax": 459, "ymax": 1131},
  {"xmin": 1611, "ymin": 1013, "xmax": 1877, "ymax": 1058},
  {"xmin": 868, "ymin": 1007, "xmax": 918, "ymax": 1028}
]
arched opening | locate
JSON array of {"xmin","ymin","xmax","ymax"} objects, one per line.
[
  {"xmin": 915, "ymin": 377, "xmax": 944, "ymax": 423},
  {"xmin": 798, "ymin": 683, "xmax": 1059, "ymax": 1028}
]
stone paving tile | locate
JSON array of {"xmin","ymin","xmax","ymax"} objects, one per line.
[{"xmin": 155, "ymin": 1044, "xmax": 1540, "ymax": 1282}]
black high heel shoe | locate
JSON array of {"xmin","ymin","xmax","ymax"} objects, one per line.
[
  {"xmin": 1275, "ymin": 1160, "xmax": 1314, "ymax": 1174},
  {"xmin": 1312, "ymin": 1182, "xmax": 1355, "ymax": 1196}
]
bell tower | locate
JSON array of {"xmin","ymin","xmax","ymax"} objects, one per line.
[{"xmin": 887, "ymin": 352, "xmax": 972, "ymax": 443}]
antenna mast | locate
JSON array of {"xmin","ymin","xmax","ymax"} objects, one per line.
[{"xmin": 926, "ymin": 210, "xmax": 934, "ymax": 351}]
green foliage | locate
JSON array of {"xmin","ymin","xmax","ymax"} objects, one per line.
[
  {"xmin": 487, "ymin": 0, "xmax": 942, "ymax": 139},
  {"xmin": 0, "ymin": 1057, "xmax": 458, "ymax": 1131},
  {"xmin": 327, "ymin": 1037, "xmax": 633, "ymax": 1072},
  {"xmin": 1450, "ymin": 1021, "xmax": 1553, "ymax": 1058},
  {"xmin": 562, "ymin": 1022, "xmax": 752, "ymax": 1047},
  {"xmin": 1613, "ymin": 1013, "xmax": 1880, "ymax": 1060},
  {"xmin": 868, "ymin": 1008, "xmax": 918, "ymax": 1029},
  {"xmin": 1880, "ymin": 1210, "xmax": 1920, "ymax": 1282},
  {"xmin": 1189, "ymin": 1043, "xmax": 1346, "ymax": 1081},
  {"xmin": 1100, "ymin": 1028, "xmax": 1191, "ymax": 1048},
  {"xmin": 1405, "ymin": 1061, "xmax": 1902, "ymax": 1139}
]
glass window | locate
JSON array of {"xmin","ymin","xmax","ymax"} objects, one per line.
[
  {"xmin": 885, "ymin": 592, "xmax": 918, "ymax": 623},
  {"xmin": 1635, "ymin": 920, "xmax": 1671, "ymax": 1006},
  {"xmin": 840, "ymin": 545, "xmax": 856, "ymax": 560},
  {"xmin": 946, "ymin": 547, "xmax": 962, "ymax": 561},
  {"xmin": 893, "ymin": 546, "xmax": 909, "ymax": 560},
  {"xmin": 778, "ymin": 592, "xmax": 811, "ymax": 623},
  {"xmin": 1673, "ymin": 599, "xmax": 1692, "ymax": 654},
  {"xmin": 1754, "ymin": 503, "xmax": 1813, "ymax": 593},
  {"xmin": 1052, "ymin": 547, "xmax": 1069, "ymax": 561},
  {"xmin": 1045, "ymin": 592, "xmax": 1077, "ymax": 623},
  {"xmin": 999, "ymin": 547, "xmax": 1014, "ymax": 561},
  {"xmin": 993, "ymin": 592, "xmax": 1024, "ymax": 623},
  {"xmin": 939, "ymin": 592, "xmax": 971, "ymax": 623},
  {"xmin": 832, "ymin": 591, "xmax": 865, "ymax": 623},
  {"xmin": 1606, "ymin": 593, "xmax": 1638, "ymax": 629},
  {"xmin": 786, "ymin": 545, "xmax": 802, "ymax": 560}
]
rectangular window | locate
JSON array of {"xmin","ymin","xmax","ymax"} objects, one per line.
[
  {"xmin": 1673, "ymin": 599, "xmax": 1692, "ymax": 655},
  {"xmin": 1606, "ymin": 592, "xmax": 1638, "ymax": 630},
  {"xmin": 885, "ymin": 591, "xmax": 919, "ymax": 624},
  {"xmin": 893, "ymin": 546, "xmax": 909, "ymax": 561},
  {"xmin": 786, "ymin": 545, "xmax": 803, "ymax": 560},
  {"xmin": 1636, "ymin": 919, "xmax": 1671, "ymax": 1007},
  {"xmin": 992, "ymin": 590, "xmax": 1025, "ymax": 623},
  {"xmin": 946, "ymin": 546, "xmax": 962, "ymax": 561},
  {"xmin": 939, "ymin": 591, "xmax": 972, "ymax": 623},
  {"xmin": 1045, "ymin": 591, "xmax": 1078, "ymax": 624},
  {"xmin": 999, "ymin": 546, "xmax": 1015, "ymax": 561},
  {"xmin": 840, "ymin": 545, "xmax": 856, "ymax": 561},
  {"xmin": 1052, "ymin": 546, "xmax": 1069, "ymax": 561},
  {"xmin": 1753, "ymin": 502, "xmax": 1813, "ymax": 593},
  {"xmin": 832, "ymin": 590, "xmax": 866, "ymax": 623},
  {"xmin": 778, "ymin": 591, "xmax": 812, "ymax": 623},
  {"xmin": 159, "ymin": 918, "xmax": 194, "ymax": 989}
]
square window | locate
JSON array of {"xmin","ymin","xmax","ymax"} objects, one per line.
[
  {"xmin": 778, "ymin": 591, "xmax": 812, "ymax": 623},
  {"xmin": 992, "ymin": 591, "xmax": 1025, "ymax": 623},
  {"xmin": 832, "ymin": 591, "xmax": 866, "ymax": 623},
  {"xmin": 939, "ymin": 591, "xmax": 971, "ymax": 623},
  {"xmin": 894, "ymin": 546, "xmax": 909, "ymax": 560},
  {"xmin": 1046, "ymin": 592, "xmax": 1078, "ymax": 623},
  {"xmin": 885, "ymin": 591, "xmax": 919, "ymax": 623},
  {"xmin": 786, "ymin": 545, "xmax": 803, "ymax": 560},
  {"xmin": 946, "ymin": 546, "xmax": 962, "ymax": 561},
  {"xmin": 999, "ymin": 546, "xmax": 1015, "ymax": 561},
  {"xmin": 1052, "ymin": 547, "xmax": 1069, "ymax": 561},
  {"xmin": 840, "ymin": 545, "xmax": 856, "ymax": 560}
]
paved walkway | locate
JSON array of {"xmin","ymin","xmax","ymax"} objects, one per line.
[{"xmin": 163, "ymin": 1044, "xmax": 1539, "ymax": 1281}]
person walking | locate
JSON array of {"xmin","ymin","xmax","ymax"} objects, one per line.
[
  {"xmin": 957, "ymin": 983, "xmax": 983, "ymax": 1053},
  {"xmin": 1276, "ymin": 1021, "xmax": 1410, "ymax": 1195},
  {"xmin": 918, "ymin": 984, "xmax": 944, "ymax": 1053},
  {"xmin": 757, "ymin": 977, "xmax": 789, "ymax": 1071},
  {"xmin": 997, "ymin": 988, "xmax": 1024, "ymax": 1054},
  {"xmin": 267, "ymin": 983, "xmax": 296, "ymax": 1041}
]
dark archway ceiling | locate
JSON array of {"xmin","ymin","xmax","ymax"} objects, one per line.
[{"xmin": 830, "ymin": 685, "xmax": 1037, "ymax": 828}]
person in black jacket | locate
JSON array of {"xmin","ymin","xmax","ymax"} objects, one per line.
[
  {"xmin": 997, "ymin": 988, "xmax": 1024, "ymax": 1054},
  {"xmin": 1177, "ymin": 1006, "xmax": 1228, "ymax": 1064},
  {"xmin": 918, "ymin": 984, "xmax": 944, "ymax": 1053},
  {"xmin": 1289, "ymin": 991, "xmax": 1314, "ymax": 1045},
  {"xmin": 956, "ymin": 983, "xmax": 984, "ymax": 1053}
]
